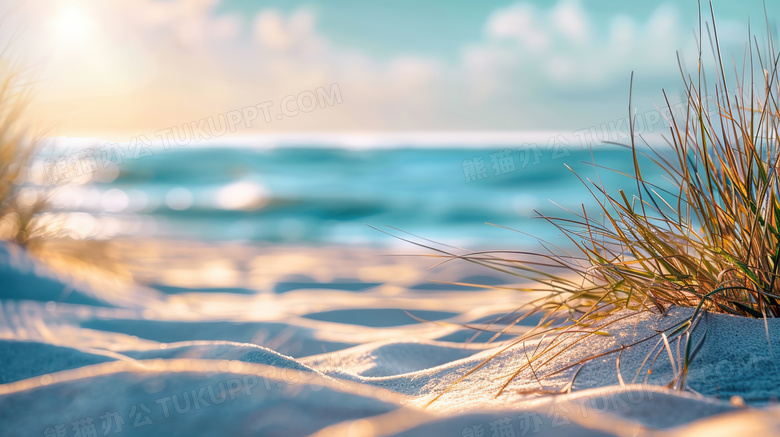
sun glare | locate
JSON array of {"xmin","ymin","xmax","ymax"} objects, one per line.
[{"xmin": 52, "ymin": 7, "xmax": 95, "ymax": 48}]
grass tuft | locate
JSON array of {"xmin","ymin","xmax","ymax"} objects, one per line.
[
  {"xmin": 403, "ymin": 2, "xmax": 780, "ymax": 401},
  {"xmin": 0, "ymin": 43, "xmax": 129, "ymax": 282},
  {"xmin": 535, "ymin": 2, "xmax": 780, "ymax": 320},
  {"xmin": 0, "ymin": 48, "xmax": 49, "ymax": 246}
]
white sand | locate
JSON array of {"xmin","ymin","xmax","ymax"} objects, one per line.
[{"xmin": 1, "ymin": 241, "xmax": 779, "ymax": 436}]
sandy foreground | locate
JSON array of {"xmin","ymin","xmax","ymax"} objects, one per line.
[{"xmin": 1, "ymin": 240, "xmax": 779, "ymax": 436}]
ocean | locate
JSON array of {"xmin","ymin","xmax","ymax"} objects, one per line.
[{"xmin": 47, "ymin": 142, "xmax": 671, "ymax": 249}]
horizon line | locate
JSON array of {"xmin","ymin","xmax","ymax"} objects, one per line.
[{"xmin": 46, "ymin": 130, "xmax": 663, "ymax": 150}]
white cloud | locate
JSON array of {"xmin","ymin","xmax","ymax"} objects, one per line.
[
  {"xmin": 1, "ymin": 0, "xmax": 753, "ymax": 134},
  {"xmin": 6, "ymin": 0, "xmax": 445, "ymax": 133},
  {"xmin": 463, "ymin": 1, "xmax": 700, "ymax": 94},
  {"xmin": 551, "ymin": 0, "xmax": 590, "ymax": 43},
  {"xmin": 254, "ymin": 9, "xmax": 320, "ymax": 53},
  {"xmin": 486, "ymin": 3, "xmax": 549, "ymax": 52}
]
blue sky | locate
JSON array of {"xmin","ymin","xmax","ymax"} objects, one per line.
[
  {"xmin": 5, "ymin": 0, "xmax": 779, "ymax": 139},
  {"xmin": 214, "ymin": 1, "xmax": 774, "ymax": 59}
]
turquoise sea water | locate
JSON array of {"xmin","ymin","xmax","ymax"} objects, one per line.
[{"xmin": 57, "ymin": 144, "xmax": 672, "ymax": 249}]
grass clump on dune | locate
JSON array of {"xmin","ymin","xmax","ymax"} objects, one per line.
[
  {"xmin": 536, "ymin": 6, "xmax": 780, "ymax": 320},
  {"xmin": 409, "ymin": 3, "xmax": 780, "ymax": 400},
  {"xmin": 0, "ymin": 48, "xmax": 127, "ymax": 281},
  {"xmin": 0, "ymin": 51, "xmax": 49, "ymax": 246}
]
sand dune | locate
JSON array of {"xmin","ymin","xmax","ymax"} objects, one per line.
[{"xmin": 2, "ymin": 241, "xmax": 780, "ymax": 436}]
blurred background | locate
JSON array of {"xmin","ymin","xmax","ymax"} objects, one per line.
[
  {"xmin": 2, "ymin": 0, "xmax": 778, "ymax": 251},
  {"xmin": 3, "ymin": 5, "xmax": 780, "ymax": 432}
]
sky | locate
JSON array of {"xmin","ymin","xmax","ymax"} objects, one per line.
[{"xmin": 3, "ymin": 0, "xmax": 779, "ymax": 140}]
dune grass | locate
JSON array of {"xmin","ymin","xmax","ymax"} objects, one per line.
[
  {"xmin": 512, "ymin": 4, "xmax": 780, "ymax": 321},
  {"xmin": 0, "ymin": 45, "xmax": 129, "ymax": 281},
  {"xmin": 402, "ymin": 3, "xmax": 780, "ymax": 401},
  {"xmin": 0, "ymin": 49, "xmax": 49, "ymax": 246}
]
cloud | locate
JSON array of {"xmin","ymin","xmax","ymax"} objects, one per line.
[
  {"xmin": 552, "ymin": 1, "xmax": 590, "ymax": 42},
  {"xmin": 253, "ymin": 9, "xmax": 320, "ymax": 53},
  {"xmin": 486, "ymin": 3, "xmax": 550, "ymax": 52},
  {"xmin": 1, "ymin": 0, "xmax": 754, "ymax": 136},
  {"xmin": 6, "ymin": 0, "xmax": 445, "ymax": 134},
  {"xmin": 467, "ymin": 0, "xmax": 695, "ymax": 93}
]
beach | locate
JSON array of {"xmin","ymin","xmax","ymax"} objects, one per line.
[
  {"xmin": 2, "ymin": 236, "xmax": 780, "ymax": 436},
  {"xmin": 4, "ymin": 1, "xmax": 780, "ymax": 435}
]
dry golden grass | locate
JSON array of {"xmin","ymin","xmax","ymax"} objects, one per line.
[
  {"xmin": 0, "ymin": 47, "xmax": 54, "ymax": 246},
  {"xmin": 0, "ymin": 46, "xmax": 129, "ymax": 282},
  {"xmin": 406, "ymin": 3, "xmax": 780, "ymax": 401}
]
